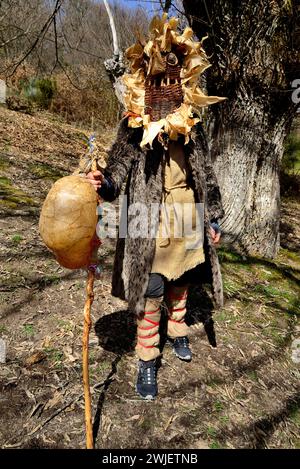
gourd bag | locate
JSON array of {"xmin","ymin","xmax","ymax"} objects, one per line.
[{"xmin": 39, "ymin": 175, "xmax": 98, "ymax": 269}]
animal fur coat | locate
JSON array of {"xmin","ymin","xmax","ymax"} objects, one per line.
[{"xmin": 102, "ymin": 117, "xmax": 224, "ymax": 318}]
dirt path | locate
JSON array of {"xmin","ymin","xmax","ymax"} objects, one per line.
[{"xmin": 0, "ymin": 107, "xmax": 299, "ymax": 449}]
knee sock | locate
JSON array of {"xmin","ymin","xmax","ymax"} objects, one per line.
[
  {"xmin": 166, "ymin": 284, "xmax": 189, "ymax": 338},
  {"xmin": 135, "ymin": 296, "xmax": 164, "ymax": 361}
]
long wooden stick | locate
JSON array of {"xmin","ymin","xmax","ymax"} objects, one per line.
[
  {"xmin": 103, "ymin": 0, "xmax": 120, "ymax": 57},
  {"xmin": 83, "ymin": 269, "xmax": 95, "ymax": 449}
]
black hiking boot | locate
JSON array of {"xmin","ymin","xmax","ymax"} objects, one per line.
[
  {"xmin": 172, "ymin": 336, "xmax": 192, "ymax": 361},
  {"xmin": 136, "ymin": 359, "xmax": 157, "ymax": 400}
]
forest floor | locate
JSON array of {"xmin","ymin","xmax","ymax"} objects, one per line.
[{"xmin": 0, "ymin": 105, "xmax": 299, "ymax": 449}]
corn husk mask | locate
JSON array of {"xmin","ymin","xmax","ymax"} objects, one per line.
[{"xmin": 123, "ymin": 14, "xmax": 226, "ymax": 148}]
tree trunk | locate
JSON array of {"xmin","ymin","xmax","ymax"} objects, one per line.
[
  {"xmin": 183, "ymin": 0, "xmax": 299, "ymax": 257},
  {"xmin": 212, "ymin": 111, "xmax": 285, "ymax": 257}
]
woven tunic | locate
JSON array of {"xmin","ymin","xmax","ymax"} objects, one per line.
[{"xmin": 151, "ymin": 140, "xmax": 205, "ymax": 280}]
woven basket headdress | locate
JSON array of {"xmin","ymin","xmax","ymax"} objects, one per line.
[
  {"xmin": 144, "ymin": 50, "xmax": 184, "ymax": 122},
  {"xmin": 123, "ymin": 14, "xmax": 225, "ymax": 147}
]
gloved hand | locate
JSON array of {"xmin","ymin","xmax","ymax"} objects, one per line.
[
  {"xmin": 210, "ymin": 221, "xmax": 221, "ymax": 234},
  {"xmin": 209, "ymin": 221, "xmax": 221, "ymax": 245}
]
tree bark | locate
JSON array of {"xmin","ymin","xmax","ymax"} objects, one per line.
[{"xmin": 183, "ymin": 0, "xmax": 299, "ymax": 257}]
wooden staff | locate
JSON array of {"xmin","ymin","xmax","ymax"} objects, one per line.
[
  {"xmin": 83, "ymin": 269, "xmax": 95, "ymax": 449},
  {"xmin": 82, "ymin": 157, "xmax": 99, "ymax": 449}
]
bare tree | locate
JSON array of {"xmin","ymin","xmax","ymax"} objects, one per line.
[
  {"xmin": 103, "ymin": 0, "xmax": 126, "ymax": 106},
  {"xmin": 0, "ymin": 0, "xmax": 62, "ymax": 75},
  {"xmin": 0, "ymin": 0, "xmax": 148, "ymax": 84},
  {"xmin": 159, "ymin": 0, "xmax": 172, "ymax": 12}
]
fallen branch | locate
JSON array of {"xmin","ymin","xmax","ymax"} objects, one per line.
[{"xmin": 2, "ymin": 393, "xmax": 82, "ymax": 449}]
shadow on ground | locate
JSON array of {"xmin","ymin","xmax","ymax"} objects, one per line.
[{"xmin": 94, "ymin": 285, "xmax": 217, "ymax": 357}]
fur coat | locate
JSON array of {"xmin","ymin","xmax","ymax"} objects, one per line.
[{"xmin": 103, "ymin": 117, "xmax": 224, "ymax": 317}]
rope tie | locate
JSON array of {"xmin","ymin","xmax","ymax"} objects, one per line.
[
  {"xmin": 144, "ymin": 317, "xmax": 160, "ymax": 326},
  {"xmin": 169, "ymin": 306, "xmax": 186, "ymax": 313},
  {"xmin": 144, "ymin": 307, "xmax": 160, "ymax": 315},
  {"xmin": 138, "ymin": 324, "xmax": 158, "ymax": 331},
  {"xmin": 137, "ymin": 342, "xmax": 156, "ymax": 348},
  {"xmin": 169, "ymin": 318, "xmax": 185, "ymax": 323},
  {"xmin": 138, "ymin": 331, "xmax": 159, "ymax": 339}
]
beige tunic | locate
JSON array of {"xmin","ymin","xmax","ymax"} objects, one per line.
[{"xmin": 151, "ymin": 141, "xmax": 205, "ymax": 280}]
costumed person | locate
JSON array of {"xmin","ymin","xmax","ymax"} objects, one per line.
[{"xmin": 86, "ymin": 15, "xmax": 225, "ymax": 400}]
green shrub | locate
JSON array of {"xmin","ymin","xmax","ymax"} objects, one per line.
[
  {"xmin": 282, "ymin": 132, "xmax": 300, "ymax": 173},
  {"xmin": 22, "ymin": 77, "xmax": 56, "ymax": 109}
]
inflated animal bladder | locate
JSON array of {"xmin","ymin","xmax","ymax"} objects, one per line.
[{"xmin": 39, "ymin": 175, "xmax": 98, "ymax": 269}]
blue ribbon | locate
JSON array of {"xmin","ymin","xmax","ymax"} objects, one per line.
[{"xmin": 87, "ymin": 133, "xmax": 96, "ymax": 154}]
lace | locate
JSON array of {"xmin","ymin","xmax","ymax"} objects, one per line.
[
  {"xmin": 139, "ymin": 362, "xmax": 156, "ymax": 385},
  {"xmin": 175, "ymin": 337, "xmax": 189, "ymax": 348}
]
